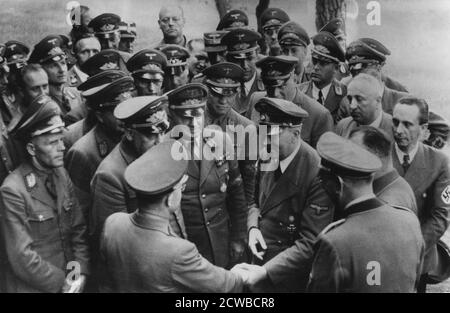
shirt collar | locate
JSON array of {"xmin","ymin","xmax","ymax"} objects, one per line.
[
  {"xmin": 280, "ymin": 141, "xmax": 301, "ymax": 173},
  {"xmin": 395, "ymin": 142, "xmax": 419, "ymax": 163},
  {"xmin": 244, "ymin": 73, "xmax": 256, "ymax": 94},
  {"xmin": 369, "ymin": 111, "xmax": 383, "ymax": 128},
  {"xmin": 312, "ymin": 82, "xmax": 332, "ymax": 100}
]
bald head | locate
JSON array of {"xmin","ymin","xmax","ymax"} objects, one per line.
[
  {"xmin": 347, "ymin": 73, "xmax": 383, "ymax": 125},
  {"xmin": 158, "ymin": 5, "xmax": 185, "ymax": 43}
]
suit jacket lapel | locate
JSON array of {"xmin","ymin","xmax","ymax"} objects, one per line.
[
  {"xmin": 261, "ymin": 148, "xmax": 303, "ymax": 215},
  {"xmin": 324, "ymin": 80, "xmax": 340, "ymax": 114},
  {"xmin": 404, "ymin": 144, "xmax": 427, "ymax": 191}
]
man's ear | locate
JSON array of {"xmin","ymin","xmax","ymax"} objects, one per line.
[{"xmin": 26, "ymin": 142, "xmax": 36, "ymax": 157}]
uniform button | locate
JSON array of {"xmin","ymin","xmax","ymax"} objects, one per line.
[
  {"xmin": 422, "ymin": 193, "xmax": 427, "ymax": 198},
  {"xmin": 279, "ymin": 222, "xmax": 283, "ymax": 226},
  {"xmin": 206, "ymin": 221, "xmax": 210, "ymax": 226},
  {"xmin": 277, "ymin": 240, "xmax": 282, "ymax": 245},
  {"xmin": 202, "ymin": 194, "xmax": 206, "ymax": 199},
  {"xmin": 204, "ymin": 208, "xmax": 209, "ymax": 213}
]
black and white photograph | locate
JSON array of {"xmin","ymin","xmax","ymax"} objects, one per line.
[{"xmin": 0, "ymin": 0, "xmax": 449, "ymax": 301}]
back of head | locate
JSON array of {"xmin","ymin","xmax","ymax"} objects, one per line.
[
  {"xmin": 349, "ymin": 73, "xmax": 384, "ymax": 99},
  {"xmin": 349, "ymin": 125, "xmax": 392, "ymax": 161}
]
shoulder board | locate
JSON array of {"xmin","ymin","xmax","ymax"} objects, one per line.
[{"xmin": 320, "ymin": 218, "xmax": 346, "ymax": 236}]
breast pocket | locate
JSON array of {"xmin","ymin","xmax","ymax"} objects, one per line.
[{"xmin": 27, "ymin": 206, "xmax": 57, "ymax": 243}]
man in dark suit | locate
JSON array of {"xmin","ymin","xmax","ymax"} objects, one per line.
[
  {"xmin": 222, "ymin": 28, "xmax": 265, "ymax": 115},
  {"xmin": 167, "ymin": 83, "xmax": 248, "ymax": 269},
  {"xmin": 391, "ymin": 96, "xmax": 450, "ymax": 292},
  {"xmin": 91, "ymin": 95, "xmax": 185, "ymax": 240},
  {"xmin": 202, "ymin": 62, "xmax": 257, "ymax": 212},
  {"xmin": 246, "ymin": 55, "xmax": 333, "ymax": 149},
  {"xmin": 306, "ymin": 132, "xmax": 423, "ymax": 292},
  {"xmin": 336, "ymin": 73, "xmax": 394, "ymax": 141},
  {"xmin": 0, "ymin": 95, "xmax": 89, "ymax": 292},
  {"xmin": 99, "ymin": 140, "xmax": 246, "ymax": 292},
  {"xmin": 245, "ymin": 97, "xmax": 334, "ymax": 292},
  {"xmin": 349, "ymin": 126, "xmax": 417, "ymax": 213},
  {"xmin": 299, "ymin": 31, "xmax": 349, "ymax": 124}
]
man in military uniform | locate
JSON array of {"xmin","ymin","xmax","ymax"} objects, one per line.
[
  {"xmin": 0, "ymin": 95, "xmax": 89, "ymax": 293},
  {"xmin": 167, "ymin": 83, "xmax": 248, "ymax": 269},
  {"xmin": 91, "ymin": 95, "xmax": 187, "ymax": 240},
  {"xmin": 299, "ymin": 31, "xmax": 350, "ymax": 124},
  {"xmin": 0, "ymin": 42, "xmax": 28, "ymax": 126},
  {"xmin": 320, "ymin": 18, "xmax": 347, "ymax": 51},
  {"xmin": 80, "ymin": 48, "xmax": 127, "ymax": 77},
  {"xmin": 391, "ymin": 96, "xmax": 450, "ymax": 292},
  {"xmin": 306, "ymin": 132, "xmax": 424, "ymax": 292},
  {"xmin": 88, "ymin": 13, "xmax": 131, "ymax": 62},
  {"xmin": 65, "ymin": 70, "xmax": 134, "ymax": 222},
  {"xmin": 216, "ymin": 9, "xmax": 249, "ymax": 31},
  {"xmin": 99, "ymin": 140, "xmax": 245, "ymax": 292},
  {"xmin": 160, "ymin": 44, "xmax": 190, "ymax": 92},
  {"xmin": 202, "ymin": 62, "xmax": 257, "ymax": 212},
  {"xmin": 67, "ymin": 35, "xmax": 101, "ymax": 87},
  {"xmin": 277, "ymin": 21, "xmax": 311, "ymax": 85},
  {"xmin": 349, "ymin": 126, "xmax": 417, "ymax": 213},
  {"xmin": 29, "ymin": 35, "xmax": 86, "ymax": 125},
  {"xmin": 157, "ymin": 6, "xmax": 188, "ymax": 48},
  {"xmin": 424, "ymin": 111, "xmax": 450, "ymax": 157},
  {"xmin": 246, "ymin": 55, "xmax": 333, "ymax": 148},
  {"xmin": 259, "ymin": 7, "xmax": 290, "ymax": 56},
  {"xmin": 222, "ymin": 28, "xmax": 265, "ymax": 115},
  {"xmin": 118, "ymin": 21, "xmax": 136, "ymax": 54},
  {"xmin": 336, "ymin": 74, "xmax": 394, "ymax": 141},
  {"xmin": 243, "ymin": 97, "xmax": 334, "ymax": 292},
  {"xmin": 344, "ymin": 38, "xmax": 409, "ymax": 115},
  {"xmin": 126, "ymin": 49, "xmax": 167, "ymax": 96},
  {"xmin": 204, "ymin": 31, "xmax": 228, "ymax": 65}
]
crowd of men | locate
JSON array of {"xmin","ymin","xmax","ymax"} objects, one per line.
[{"xmin": 0, "ymin": 3, "xmax": 449, "ymax": 293}]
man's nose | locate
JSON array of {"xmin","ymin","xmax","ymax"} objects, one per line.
[{"xmin": 349, "ymin": 98, "xmax": 358, "ymax": 110}]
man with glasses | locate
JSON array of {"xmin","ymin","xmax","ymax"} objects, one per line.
[
  {"xmin": 242, "ymin": 97, "xmax": 334, "ymax": 292},
  {"xmin": 29, "ymin": 35, "xmax": 86, "ymax": 125},
  {"xmin": 157, "ymin": 6, "xmax": 188, "ymax": 48},
  {"xmin": 222, "ymin": 28, "xmax": 265, "ymax": 115},
  {"xmin": 202, "ymin": 62, "xmax": 257, "ymax": 221},
  {"xmin": 88, "ymin": 13, "xmax": 131, "ymax": 62},
  {"xmin": 299, "ymin": 31, "xmax": 349, "ymax": 124},
  {"xmin": 246, "ymin": 55, "xmax": 333, "ymax": 148},
  {"xmin": 259, "ymin": 8, "xmax": 290, "ymax": 56},
  {"xmin": 160, "ymin": 44, "xmax": 190, "ymax": 92},
  {"xmin": 167, "ymin": 83, "xmax": 248, "ymax": 269},
  {"xmin": 126, "ymin": 49, "xmax": 167, "ymax": 96}
]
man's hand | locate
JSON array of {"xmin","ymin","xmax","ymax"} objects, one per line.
[
  {"xmin": 62, "ymin": 274, "xmax": 87, "ymax": 293},
  {"xmin": 248, "ymin": 228, "xmax": 267, "ymax": 260},
  {"xmin": 232, "ymin": 263, "xmax": 268, "ymax": 286},
  {"xmin": 230, "ymin": 240, "xmax": 246, "ymax": 263}
]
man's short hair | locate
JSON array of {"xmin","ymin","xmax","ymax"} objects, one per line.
[
  {"xmin": 349, "ymin": 125, "xmax": 392, "ymax": 159},
  {"xmin": 19, "ymin": 63, "xmax": 46, "ymax": 88},
  {"xmin": 350, "ymin": 73, "xmax": 384, "ymax": 98},
  {"xmin": 159, "ymin": 5, "xmax": 185, "ymax": 19},
  {"xmin": 396, "ymin": 96, "xmax": 429, "ymax": 125}
]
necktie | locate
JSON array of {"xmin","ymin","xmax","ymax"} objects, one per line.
[
  {"xmin": 318, "ymin": 89, "xmax": 324, "ymax": 105},
  {"xmin": 274, "ymin": 166, "xmax": 282, "ymax": 183},
  {"xmin": 45, "ymin": 174, "xmax": 57, "ymax": 200},
  {"xmin": 402, "ymin": 154, "xmax": 410, "ymax": 173}
]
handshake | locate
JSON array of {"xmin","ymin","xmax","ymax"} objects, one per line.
[{"xmin": 230, "ymin": 263, "xmax": 267, "ymax": 287}]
